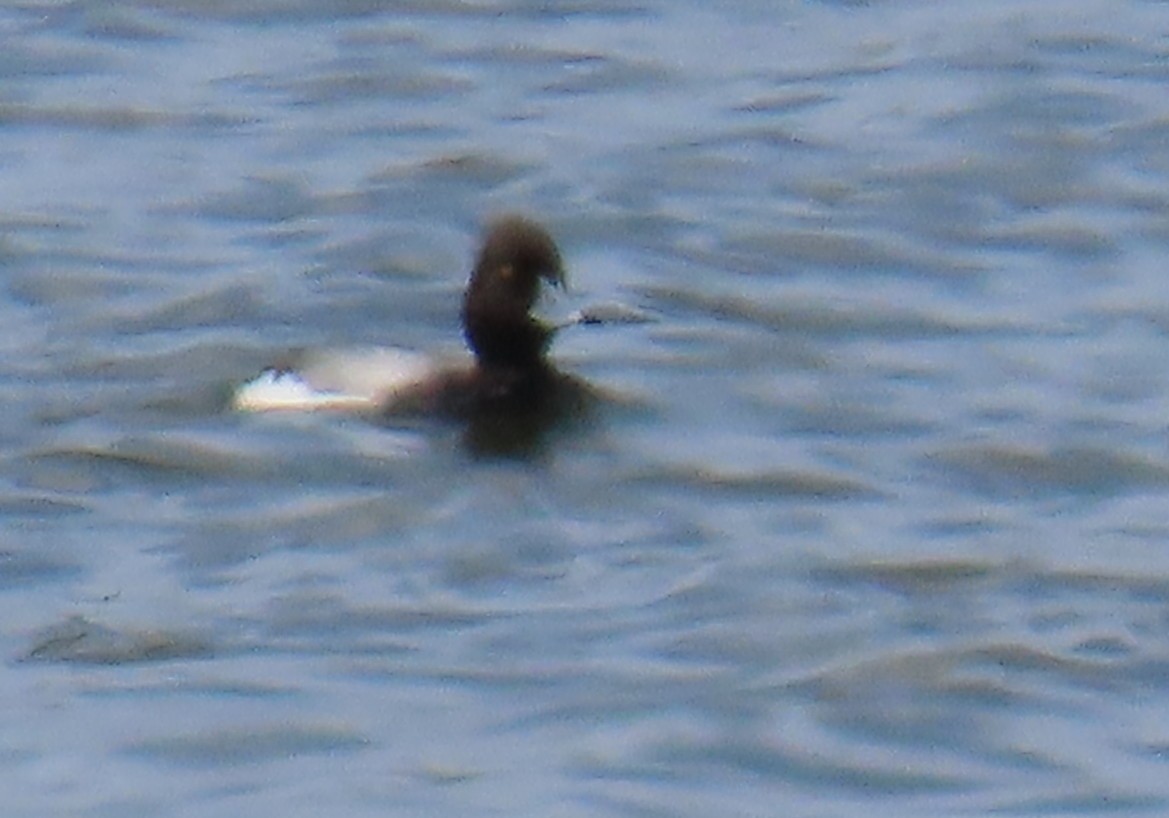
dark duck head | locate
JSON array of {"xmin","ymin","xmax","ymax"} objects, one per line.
[
  {"xmin": 461, "ymin": 215, "xmax": 565, "ymax": 372},
  {"xmin": 444, "ymin": 216, "xmax": 594, "ymax": 456}
]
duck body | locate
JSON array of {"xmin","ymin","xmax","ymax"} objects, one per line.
[
  {"xmin": 234, "ymin": 216, "xmax": 591, "ymax": 450},
  {"xmin": 232, "ymin": 346, "xmax": 438, "ymax": 413}
]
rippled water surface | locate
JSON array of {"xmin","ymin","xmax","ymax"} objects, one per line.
[{"xmin": 5, "ymin": 1, "xmax": 1169, "ymax": 815}]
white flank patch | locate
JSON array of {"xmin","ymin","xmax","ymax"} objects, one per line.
[
  {"xmin": 233, "ymin": 347, "xmax": 439, "ymax": 413},
  {"xmin": 232, "ymin": 370, "xmax": 376, "ymax": 412}
]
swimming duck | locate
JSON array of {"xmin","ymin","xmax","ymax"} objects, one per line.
[{"xmin": 234, "ymin": 215, "xmax": 592, "ymax": 452}]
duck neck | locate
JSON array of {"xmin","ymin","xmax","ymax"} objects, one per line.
[{"xmin": 463, "ymin": 310, "xmax": 553, "ymax": 372}]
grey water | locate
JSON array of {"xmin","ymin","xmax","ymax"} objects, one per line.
[{"xmin": 4, "ymin": 0, "xmax": 1169, "ymax": 815}]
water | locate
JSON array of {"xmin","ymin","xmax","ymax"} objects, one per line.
[{"xmin": 4, "ymin": 0, "xmax": 1169, "ymax": 815}]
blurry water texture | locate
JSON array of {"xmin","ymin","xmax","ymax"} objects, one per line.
[{"xmin": 3, "ymin": 1, "xmax": 1169, "ymax": 816}]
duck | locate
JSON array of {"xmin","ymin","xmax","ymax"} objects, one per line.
[{"xmin": 234, "ymin": 216, "xmax": 594, "ymax": 453}]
